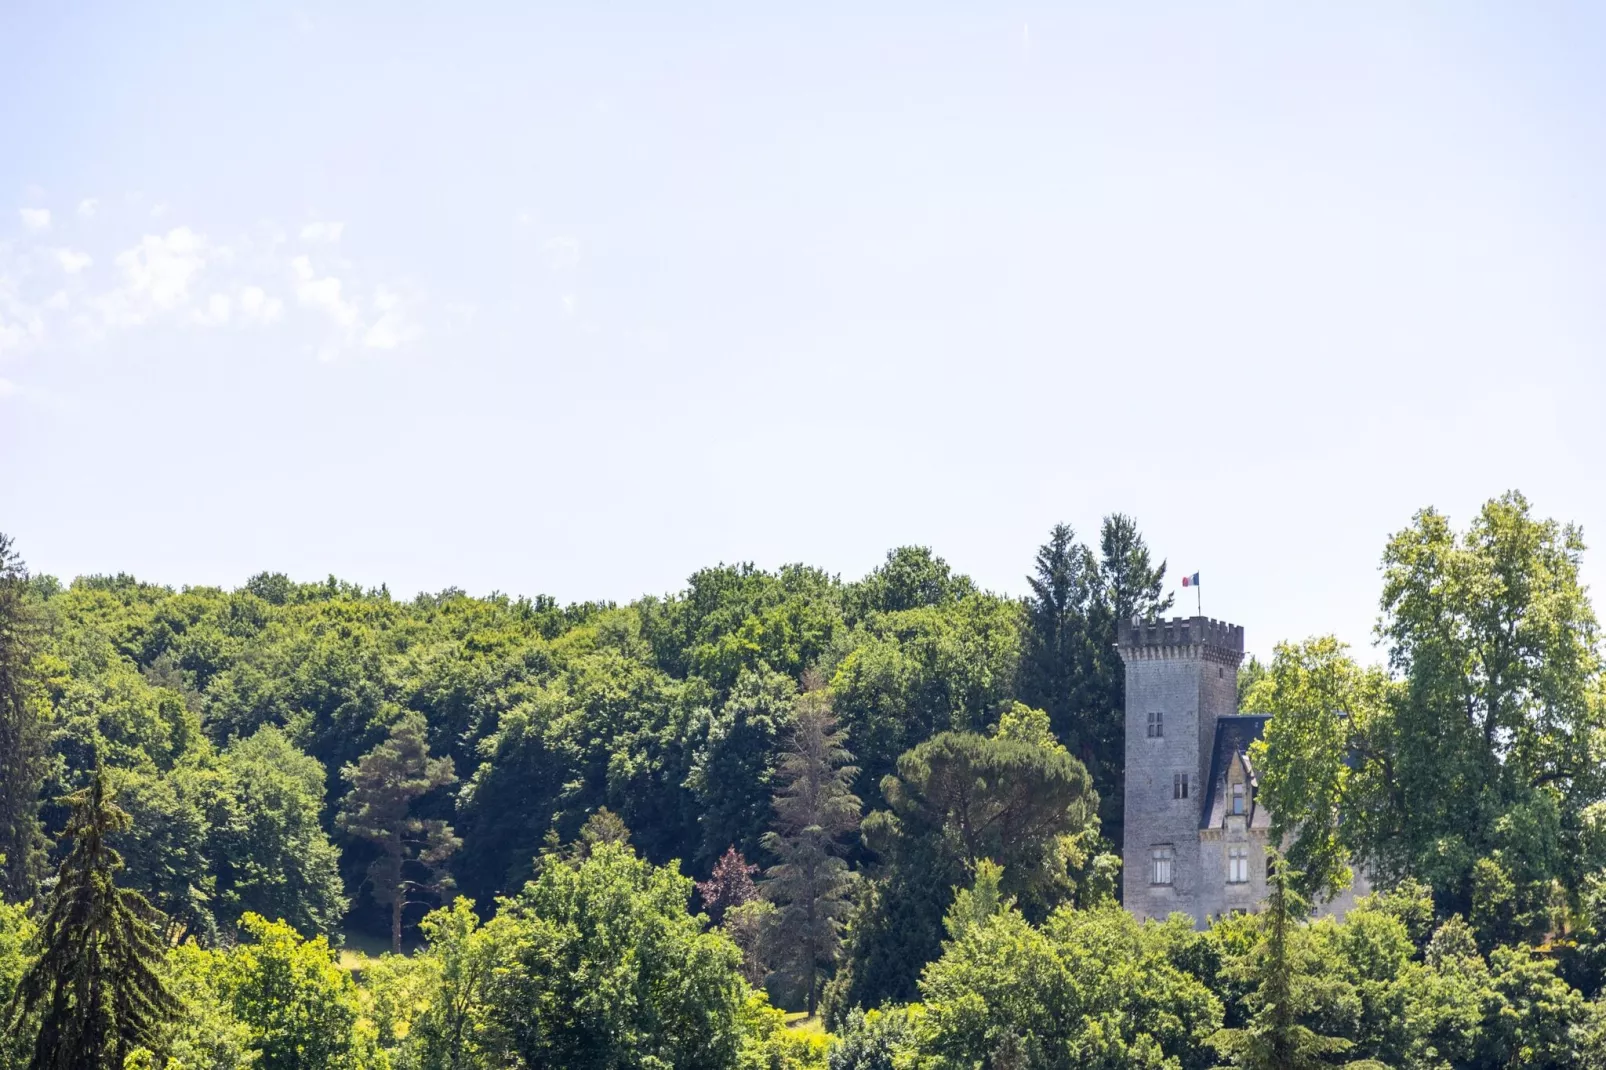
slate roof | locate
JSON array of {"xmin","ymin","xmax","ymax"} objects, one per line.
[{"xmin": 1201, "ymin": 715, "xmax": 1271, "ymax": 830}]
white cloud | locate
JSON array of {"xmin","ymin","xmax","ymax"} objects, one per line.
[
  {"xmin": 561, "ymin": 293, "xmax": 578, "ymax": 315},
  {"xmin": 19, "ymin": 208, "xmax": 50, "ymax": 231},
  {"xmin": 238, "ymin": 286, "xmax": 283, "ymax": 324},
  {"xmin": 55, "ymin": 249, "xmax": 93, "ymax": 274},
  {"xmin": 515, "ymin": 211, "xmax": 533, "ymax": 226},
  {"xmin": 362, "ymin": 287, "xmax": 418, "ymax": 349},
  {"xmin": 78, "ymin": 198, "xmax": 98, "ymax": 219},
  {"xmin": 195, "ymin": 293, "xmax": 232, "ymax": 326},
  {"xmin": 545, "ymin": 236, "xmax": 581, "ymax": 271},
  {"xmin": 102, "ymin": 227, "xmax": 215, "ymax": 325},
  {"xmin": 0, "ymin": 273, "xmax": 45, "ymax": 352},
  {"xmin": 0, "ymin": 209, "xmax": 419, "ymax": 358},
  {"xmin": 292, "ymin": 256, "xmax": 359, "ymax": 327},
  {"xmin": 299, "ymin": 221, "xmax": 345, "ymax": 243},
  {"xmin": 0, "ymin": 377, "xmax": 15, "ymax": 399},
  {"xmin": 192, "ymin": 285, "xmax": 285, "ymax": 328},
  {"xmin": 149, "ymin": 202, "xmax": 169, "ymax": 219},
  {"xmin": 0, "ymin": 308, "xmax": 43, "ymax": 352}
]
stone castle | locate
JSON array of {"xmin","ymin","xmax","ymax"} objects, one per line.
[{"xmin": 1118, "ymin": 616, "xmax": 1367, "ymax": 925}]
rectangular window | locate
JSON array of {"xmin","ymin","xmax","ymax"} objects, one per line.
[
  {"xmin": 1151, "ymin": 848, "xmax": 1174, "ymax": 886},
  {"xmin": 1173, "ymin": 773, "xmax": 1189, "ymax": 799},
  {"xmin": 1147, "ymin": 711, "xmax": 1164, "ymax": 738},
  {"xmin": 1228, "ymin": 847, "xmax": 1249, "ymax": 884},
  {"xmin": 1231, "ymin": 782, "xmax": 1246, "ymax": 815}
]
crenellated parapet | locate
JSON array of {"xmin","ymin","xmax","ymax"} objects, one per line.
[{"xmin": 1117, "ymin": 616, "xmax": 1245, "ymax": 667}]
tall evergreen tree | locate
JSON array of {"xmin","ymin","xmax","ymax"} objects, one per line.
[
  {"xmin": 337, "ymin": 711, "xmax": 460, "ymax": 953},
  {"xmin": 0, "ymin": 533, "xmax": 47, "ymax": 900},
  {"xmin": 1210, "ymin": 851, "xmax": 1354, "ymax": 1070},
  {"xmin": 9, "ymin": 768, "xmax": 181, "ymax": 1069},
  {"xmin": 761, "ymin": 684, "xmax": 861, "ymax": 1016},
  {"xmin": 1019, "ymin": 523, "xmax": 1098, "ymax": 756},
  {"xmin": 1096, "ymin": 513, "xmax": 1173, "ymax": 625},
  {"xmin": 1019, "ymin": 516, "xmax": 1170, "ymax": 855},
  {"xmin": 1086, "ymin": 514, "xmax": 1172, "ymax": 853}
]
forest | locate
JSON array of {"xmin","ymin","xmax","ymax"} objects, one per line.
[{"xmin": 3, "ymin": 490, "xmax": 1606, "ymax": 1068}]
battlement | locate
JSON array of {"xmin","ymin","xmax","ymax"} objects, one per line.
[{"xmin": 1117, "ymin": 616, "xmax": 1244, "ymax": 664}]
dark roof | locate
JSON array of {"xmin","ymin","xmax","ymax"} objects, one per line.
[{"xmin": 1201, "ymin": 715, "xmax": 1271, "ymax": 830}]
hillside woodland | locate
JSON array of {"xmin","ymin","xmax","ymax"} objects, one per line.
[{"xmin": 4, "ymin": 492, "xmax": 1606, "ymax": 1068}]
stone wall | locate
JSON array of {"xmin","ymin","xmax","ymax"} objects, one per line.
[{"xmin": 1118, "ymin": 616, "xmax": 1244, "ymax": 921}]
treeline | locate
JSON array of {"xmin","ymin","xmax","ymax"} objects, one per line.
[{"xmin": 1, "ymin": 492, "xmax": 1606, "ymax": 1068}]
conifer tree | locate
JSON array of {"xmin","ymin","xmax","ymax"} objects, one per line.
[
  {"xmin": 1086, "ymin": 514, "xmax": 1172, "ymax": 852},
  {"xmin": 1020, "ymin": 516, "xmax": 1170, "ymax": 855},
  {"xmin": 761, "ymin": 684, "xmax": 861, "ymax": 1015},
  {"xmin": 9, "ymin": 768, "xmax": 180, "ymax": 1069},
  {"xmin": 337, "ymin": 711, "xmax": 460, "ymax": 953},
  {"xmin": 1210, "ymin": 851, "xmax": 1354, "ymax": 1070},
  {"xmin": 1019, "ymin": 523, "xmax": 1098, "ymax": 755},
  {"xmin": 0, "ymin": 533, "xmax": 47, "ymax": 900}
]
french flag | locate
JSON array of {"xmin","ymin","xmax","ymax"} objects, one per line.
[{"xmin": 1181, "ymin": 572, "xmax": 1200, "ymax": 587}]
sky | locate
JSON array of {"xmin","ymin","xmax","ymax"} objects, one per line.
[{"xmin": 3, "ymin": 2, "xmax": 1604, "ymax": 664}]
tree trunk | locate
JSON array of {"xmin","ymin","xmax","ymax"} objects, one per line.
[{"xmin": 392, "ymin": 894, "xmax": 403, "ymax": 955}]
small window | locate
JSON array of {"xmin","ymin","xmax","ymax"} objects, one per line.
[
  {"xmin": 1173, "ymin": 773, "xmax": 1189, "ymax": 800},
  {"xmin": 1219, "ymin": 667, "xmax": 1224, "ymax": 679},
  {"xmin": 1147, "ymin": 711, "xmax": 1164, "ymax": 738},
  {"xmin": 1231, "ymin": 782, "xmax": 1246, "ymax": 816},
  {"xmin": 1151, "ymin": 848, "xmax": 1174, "ymax": 886},
  {"xmin": 1228, "ymin": 847, "xmax": 1249, "ymax": 884}
]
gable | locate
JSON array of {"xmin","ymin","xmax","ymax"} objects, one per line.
[{"xmin": 1200, "ymin": 715, "xmax": 1271, "ymax": 830}]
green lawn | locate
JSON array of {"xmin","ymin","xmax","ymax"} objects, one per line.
[{"xmin": 336, "ymin": 928, "xmax": 420, "ymax": 973}]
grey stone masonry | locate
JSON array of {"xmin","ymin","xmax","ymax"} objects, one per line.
[
  {"xmin": 1117, "ymin": 615, "xmax": 1370, "ymax": 926},
  {"xmin": 1117, "ymin": 616, "xmax": 1244, "ymax": 923}
]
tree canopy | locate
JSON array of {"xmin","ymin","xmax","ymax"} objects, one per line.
[{"xmin": 3, "ymin": 494, "xmax": 1606, "ymax": 1067}]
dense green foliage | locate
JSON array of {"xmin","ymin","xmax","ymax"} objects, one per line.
[
  {"xmin": 761, "ymin": 688, "xmax": 860, "ymax": 1015},
  {"xmin": 828, "ymin": 705, "xmax": 1108, "ymax": 1013},
  {"xmin": 338, "ymin": 712, "xmax": 460, "ymax": 953},
  {"xmin": 9, "ymin": 769, "xmax": 180, "ymax": 1069},
  {"xmin": 0, "ymin": 535, "xmax": 47, "ymax": 900},
  {"xmin": 1254, "ymin": 493, "xmax": 1606, "ymax": 950},
  {"xmin": 5, "ymin": 493, "xmax": 1606, "ymax": 1067},
  {"xmin": 1018, "ymin": 516, "xmax": 1173, "ymax": 850}
]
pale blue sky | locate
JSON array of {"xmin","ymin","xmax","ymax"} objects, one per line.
[{"xmin": 3, "ymin": 2, "xmax": 1604, "ymax": 662}]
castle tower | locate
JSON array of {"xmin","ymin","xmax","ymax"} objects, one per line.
[{"xmin": 1117, "ymin": 616, "xmax": 1244, "ymax": 920}]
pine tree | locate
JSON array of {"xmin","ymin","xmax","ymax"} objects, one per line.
[
  {"xmin": 8, "ymin": 767, "xmax": 181, "ymax": 1069},
  {"xmin": 1210, "ymin": 851, "xmax": 1354, "ymax": 1070},
  {"xmin": 761, "ymin": 685, "xmax": 861, "ymax": 1016},
  {"xmin": 0, "ymin": 533, "xmax": 47, "ymax": 900},
  {"xmin": 337, "ymin": 711, "xmax": 460, "ymax": 953}
]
